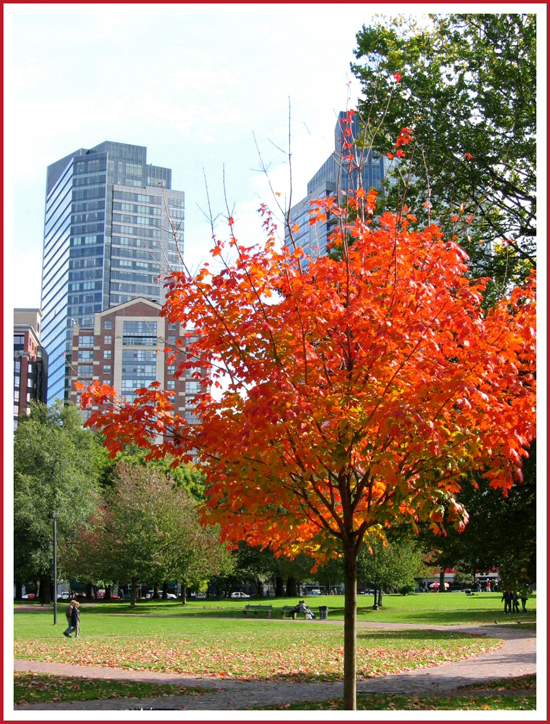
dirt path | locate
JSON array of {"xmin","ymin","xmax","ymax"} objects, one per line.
[{"xmin": 13, "ymin": 622, "xmax": 536, "ymax": 711}]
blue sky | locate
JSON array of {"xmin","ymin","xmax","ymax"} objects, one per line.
[
  {"xmin": 5, "ymin": 4, "xmax": 544, "ymax": 307},
  {"xmin": 5, "ymin": 3, "xmax": 396, "ymax": 310}
]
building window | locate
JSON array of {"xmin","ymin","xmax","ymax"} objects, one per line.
[
  {"xmin": 104, "ymin": 350, "xmax": 112, "ymax": 360},
  {"xmin": 78, "ymin": 365, "xmax": 93, "ymax": 377},
  {"xmin": 79, "ymin": 335, "xmax": 94, "ymax": 347},
  {"xmin": 166, "ymin": 380, "xmax": 176, "ymax": 390},
  {"xmin": 78, "ymin": 350, "xmax": 94, "ymax": 362},
  {"xmin": 104, "ymin": 320, "xmax": 113, "ymax": 329},
  {"xmin": 103, "ymin": 364, "xmax": 112, "ymax": 373},
  {"xmin": 168, "ymin": 335, "xmax": 176, "ymax": 345},
  {"xmin": 104, "ymin": 335, "xmax": 112, "ymax": 344},
  {"xmin": 167, "ymin": 365, "xmax": 175, "ymax": 375},
  {"xmin": 123, "ymin": 320, "xmax": 158, "ymax": 346}
]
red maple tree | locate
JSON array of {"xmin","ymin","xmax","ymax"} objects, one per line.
[{"xmin": 80, "ymin": 170, "xmax": 536, "ymax": 708}]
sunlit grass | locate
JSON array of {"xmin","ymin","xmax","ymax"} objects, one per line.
[
  {"xmin": 16, "ymin": 590, "xmax": 536, "ymax": 626},
  {"xmin": 14, "ymin": 611, "xmax": 498, "ymax": 682}
]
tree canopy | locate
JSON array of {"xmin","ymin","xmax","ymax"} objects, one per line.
[
  {"xmin": 14, "ymin": 402, "xmax": 105, "ymax": 600},
  {"xmin": 81, "ymin": 169, "xmax": 536, "ymax": 706},
  {"xmin": 352, "ymin": 13, "xmax": 536, "ymax": 296},
  {"xmin": 63, "ymin": 461, "xmax": 228, "ymax": 607}
]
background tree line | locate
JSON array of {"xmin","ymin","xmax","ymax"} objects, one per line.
[{"xmin": 14, "ymin": 402, "xmax": 535, "ymax": 606}]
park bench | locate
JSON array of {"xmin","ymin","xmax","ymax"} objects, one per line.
[
  {"xmin": 243, "ymin": 604, "xmax": 273, "ymax": 618},
  {"xmin": 282, "ymin": 605, "xmax": 308, "ymax": 619}
]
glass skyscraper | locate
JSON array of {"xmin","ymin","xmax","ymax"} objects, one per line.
[
  {"xmin": 41, "ymin": 141, "xmax": 184, "ymax": 405},
  {"xmin": 285, "ymin": 112, "xmax": 387, "ymax": 259}
]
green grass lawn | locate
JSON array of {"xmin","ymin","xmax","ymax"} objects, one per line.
[
  {"xmin": 13, "ymin": 595, "xmax": 536, "ymax": 710},
  {"xmin": 260, "ymin": 692, "xmax": 536, "ymax": 711},
  {"xmin": 16, "ymin": 590, "xmax": 536, "ymax": 626},
  {"xmin": 14, "ymin": 671, "xmax": 206, "ymax": 705},
  {"xmin": 15, "ymin": 604, "xmax": 500, "ymax": 682}
]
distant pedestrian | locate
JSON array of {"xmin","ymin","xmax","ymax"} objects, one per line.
[
  {"xmin": 512, "ymin": 591, "xmax": 520, "ymax": 614},
  {"xmin": 63, "ymin": 601, "xmax": 74, "ymax": 636},
  {"xmin": 519, "ymin": 587, "xmax": 529, "ymax": 612},
  {"xmin": 486, "ymin": 581, "xmax": 491, "ymax": 593},
  {"xmin": 64, "ymin": 600, "xmax": 80, "ymax": 637}
]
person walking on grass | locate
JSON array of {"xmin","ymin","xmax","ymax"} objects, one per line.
[
  {"xmin": 501, "ymin": 590, "xmax": 511, "ymax": 614},
  {"xmin": 63, "ymin": 600, "xmax": 80, "ymax": 637},
  {"xmin": 63, "ymin": 601, "xmax": 74, "ymax": 636}
]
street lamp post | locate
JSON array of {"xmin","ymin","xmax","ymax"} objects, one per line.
[{"xmin": 52, "ymin": 514, "xmax": 58, "ymax": 625}]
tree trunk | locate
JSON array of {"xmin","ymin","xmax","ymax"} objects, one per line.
[
  {"xmin": 130, "ymin": 580, "xmax": 137, "ymax": 608},
  {"xmin": 162, "ymin": 582, "xmax": 168, "ymax": 600},
  {"xmin": 39, "ymin": 576, "xmax": 51, "ymax": 605},
  {"xmin": 15, "ymin": 582, "xmax": 23, "ymax": 600},
  {"xmin": 86, "ymin": 582, "xmax": 94, "ymax": 601},
  {"xmin": 153, "ymin": 584, "xmax": 160, "ymax": 599},
  {"xmin": 105, "ymin": 585, "xmax": 112, "ymax": 601},
  {"xmin": 286, "ymin": 576, "xmax": 298, "ymax": 597},
  {"xmin": 342, "ymin": 541, "xmax": 358, "ymax": 710},
  {"xmin": 377, "ymin": 588, "xmax": 383, "ymax": 607},
  {"xmin": 439, "ymin": 569, "xmax": 446, "ymax": 593},
  {"xmin": 181, "ymin": 580, "xmax": 187, "ymax": 605},
  {"xmin": 275, "ymin": 575, "xmax": 284, "ymax": 597}
]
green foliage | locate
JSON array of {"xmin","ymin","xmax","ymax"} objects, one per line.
[
  {"xmin": 422, "ymin": 439, "xmax": 536, "ymax": 588},
  {"xmin": 358, "ymin": 532, "xmax": 425, "ymax": 593},
  {"xmin": 61, "ymin": 462, "xmax": 228, "ymax": 602},
  {"xmin": 14, "ymin": 402, "xmax": 103, "ymax": 585},
  {"xmin": 352, "ymin": 13, "xmax": 536, "ymax": 295},
  {"xmin": 113, "ymin": 444, "xmax": 206, "ymax": 499}
]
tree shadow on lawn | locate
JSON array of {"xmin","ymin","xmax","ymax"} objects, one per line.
[
  {"xmin": 354, "ymin": 608, "xmax": 537, "ymax": 626},
  {"xmin": 355, "ymin": 629, "xmax": 488, "ymax": 643},
  {"xmin": 90, "ymin": 602, "xmax": 536, "ymax": 627}
]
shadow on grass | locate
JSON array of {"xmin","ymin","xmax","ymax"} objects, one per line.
[{"xmin": 355, "ymin": 629, "xmax": 488, "ymax": 643}]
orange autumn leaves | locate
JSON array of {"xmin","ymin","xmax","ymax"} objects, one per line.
[{"xmin": 81, "ymin": 191, "xmax": 536, "ymax": 561}]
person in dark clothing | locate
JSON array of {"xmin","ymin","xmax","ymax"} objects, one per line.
[
  {"xmin": 501, "ymin": 590, "xmax": 511, "ymax": 614},
  {"xmin": 512, "ymin": 591, "xmax": 520, "ymax": 614},
  {"xmin": 63, "ymin": 600, "xmax": 80, "ymax": 637},
  {"xmin": 63, "ymin": 601, "xmax": 74, "ymax": 636}
]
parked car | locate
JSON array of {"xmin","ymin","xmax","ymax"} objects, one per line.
[
  {"xmin": 308, "ymin": 589, "xmax": 321, "ymax": 596},
  {"xmin": 230, "ymin": 591, "xmax": 250, "ymax": 598}
]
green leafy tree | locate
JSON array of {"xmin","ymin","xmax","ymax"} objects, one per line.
[
  {"xmin": 352, "ymin": 13, "xmax": 536, "ymax": 296},
  {"xmin": 14, "ymin": 402, "xmax": 104, "ymax": 602},
  {"xmin": 114, "ymin": 444, "xmax": 206, "ymax": 499},
  {"xmin": 422, "ymin": 440, "xmax": 536, "ymax": 589},
  {"xmin": 357, "ymin": 533, "xmax": 426, "ymax": 607},
  {"xmin": 67, "ymin": 462, "xmax": 227, "ymax": 607}
]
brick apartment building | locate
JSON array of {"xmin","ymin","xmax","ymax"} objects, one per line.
[
  {"xmin": 13, "ymin": 309, "xmax": 48, "ymax": 428},
  {"xmin": 70, "ymin": 297, "xmax": 201, "ymax": 422}
]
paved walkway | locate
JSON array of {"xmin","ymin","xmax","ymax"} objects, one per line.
[{"xmin": 14, "ymin": 621, "xmax": 536, "ymax": 711}]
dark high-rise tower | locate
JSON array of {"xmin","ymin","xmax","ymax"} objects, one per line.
[
  {"xmin": 285, "ymin": 112, "xmax": 386, "ymax": 259},
  {"xmin": 41, "ymin": 142, "xmax": 184, "ymax": 404}
]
